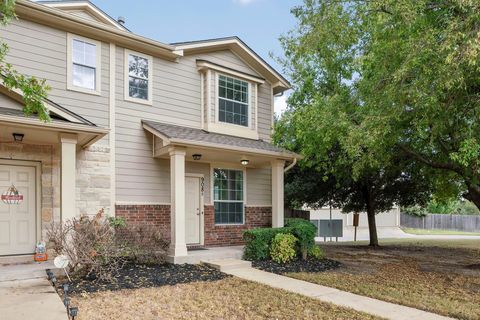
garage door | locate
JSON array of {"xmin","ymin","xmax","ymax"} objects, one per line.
[{"xmin": 0, "ymin": 164, "xmax": 36, "ymax": 256}]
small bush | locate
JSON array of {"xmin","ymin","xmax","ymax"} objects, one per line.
[
  {"xmin": 270, "ymin": 233, "xmax": 297, "ymax": 264},
  {"xmin": 118, "ymin": 224, "xmax": 169, "ymax": 265},
  {"xmin": 47, "ymin": 209, "xmax": 125, "ymax": 281},
  {"xmin": 285, "ymin": 218, "xmax": 317, "ymax": 260},
  {"xmin": 243, "ymin": 227, "xmax": 292, "ymax": 260},
  {"xmin": 309, "ymin": 245, "xmax": 325, "ymax": 260},
  {"xmin": 47, "ymin": 209, "xmax": 169, "ymax": 280}
]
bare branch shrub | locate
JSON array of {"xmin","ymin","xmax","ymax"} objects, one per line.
[
  {"xmin": 47, "ymin": 209, "xmax": 170, "ymax": 281},
  {"xmin": 118, "ymin": 224, "xmax": 169, "ymax": 265},
  {"xmin": 47, "ymin": 209, "xmax": 126, "ymax": 281}
]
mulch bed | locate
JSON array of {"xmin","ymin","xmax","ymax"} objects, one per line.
[
  {"xmin": 64, "ymin": 263, "xmax": 230, "ymax": 294},
  {"xmin": 252, "ymin": 258, "xmax": 341, "ymax": 274}
]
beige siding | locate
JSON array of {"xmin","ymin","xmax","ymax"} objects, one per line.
[
  {"xmin": 0, "ymin": 19, "xmax": 110, "ymax": 137},
  {"xmin": 247, "ymin": 167, "xmax": 272, "ymax": 206},
  {"xmin": 114, "ymin": 46, "xmax": 273, "ymax": 203},
  {"xmin": 0, "ymin": 94, "xmax": 22, "ymax": 110},
  {"xmin": 257, "ymin": 82, "xmax": 273, "ymax": 141}
]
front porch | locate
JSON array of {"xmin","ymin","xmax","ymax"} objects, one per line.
[{"xmin": 142, "ymin": 120, "xmax": 301, "ymax": 262}]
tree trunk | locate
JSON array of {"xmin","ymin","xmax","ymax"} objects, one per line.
[
  {"xmin": 362, "ymin": 185, "xmax": 379, "ymax": 247},
  {"xmin": 465, "ymin": 184, "xmax": 480, "ymax": 210},
  {"xmin": 366, "ymin": 205, "xmax": 379, "ymax": 247}
]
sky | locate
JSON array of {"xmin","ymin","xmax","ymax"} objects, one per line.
[{"xmin": 89, "ymin": 0, "xmax": 301, "ymax": 114}]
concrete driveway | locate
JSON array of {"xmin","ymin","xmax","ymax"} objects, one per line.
[{"xmin": 316, "ymin": 226, "xmax": 480, "ymax": 242}]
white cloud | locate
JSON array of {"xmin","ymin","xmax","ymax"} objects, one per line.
[
  {"xmin": 233, "ymin": 0, "xmax": 257, "ymax": 5},
  {"xmin": 274, "ymin": 94, "xmax": 288, "ymax": 116}
]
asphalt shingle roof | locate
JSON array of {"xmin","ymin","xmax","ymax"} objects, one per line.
[{"xmin": 142, "ymin": 119, "xmax": 296, "ymax": 156}]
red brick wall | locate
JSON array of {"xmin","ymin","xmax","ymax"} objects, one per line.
[
  {"xmin": 115, "ymin": 204, "xmax": 272, "ymax": 247},
  {"xmin": 204, "ymin": 205, "xmax": 272, "ymax": 246},
  {"xmin": 115, "ymin": 205, "xmax": 171, "ymax": 241}
]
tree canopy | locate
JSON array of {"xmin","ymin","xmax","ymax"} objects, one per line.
[
  {"xmin": 274, "ymin": 0, "xmax": 480, "ymax": 244},
  {"xmin": 1, "ymin": 0, "xmax": 50, "ymax": 120}
]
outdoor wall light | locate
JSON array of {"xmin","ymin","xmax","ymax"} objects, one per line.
[
  {"xmin": 240, "ymin": 159, "xmax": 249, "ymax": 166},
  {"xmin": 192, "ymin": 154, "xmax": 202, "ymax": 161},
  {"xmin": 12, "ymin": 133, "xmax": 24, "ymax": 142}
]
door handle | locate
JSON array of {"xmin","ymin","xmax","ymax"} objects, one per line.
[{"xmin": 196, "ymin": 208, "xmax": 200, "ymax": 216}]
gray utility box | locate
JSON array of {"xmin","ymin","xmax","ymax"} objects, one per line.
[{"xmin": 318, "ymin": 219, "xmax": 343, "ymax": 238}]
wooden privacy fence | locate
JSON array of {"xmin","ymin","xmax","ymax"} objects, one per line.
[{"xmin": 400, "ymin": 213, "xmax": 480, "ymax": 232}]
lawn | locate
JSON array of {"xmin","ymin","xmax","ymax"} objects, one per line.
[
  {"xmin": 287, "ymin": 239, "xmax": 480, "ymax": 320},
  {"xmin": 70, "ymin": 277, "xmax": 381, "ymax": 320},
  {"xmin": 401, "ymin": 227, "xmax": 480, "ymax": 236}
]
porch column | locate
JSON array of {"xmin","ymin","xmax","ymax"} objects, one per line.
[
  {"xmin": 60, "ymin": 133, "xmax": 77, "ymax": 222},
  {"xmin": 271, "ymin": 159, "xmax": 285, "ymax": 227},
  {"xmin": 169, "ymin": 147, "xmax": 188, "ymax": 257}
]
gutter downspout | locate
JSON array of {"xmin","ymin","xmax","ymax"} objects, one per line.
[{"xmin": 284, "ymin": 157, "xmax": 297, "ymax": 173}]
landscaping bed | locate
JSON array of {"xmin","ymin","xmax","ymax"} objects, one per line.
[
  {"xmin": 66, "ymin": 263, "xmax": 229, "ymax": 293},
  {"xmin": 253, "ymin": 258, "xmax": 340, "ymax": 274}
]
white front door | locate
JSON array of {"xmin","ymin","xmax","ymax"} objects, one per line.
[
  {"xmin": 0, "ymin": 164, "xmax": 36, "ymax": 256},
  {"xmin": 185, "ymin": 176, "xmax": 201, "ymax": 245}
]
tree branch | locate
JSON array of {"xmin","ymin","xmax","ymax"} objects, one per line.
[{"xmin": 397, "ymin": 144, "xmax": 462, "ymax": 174}]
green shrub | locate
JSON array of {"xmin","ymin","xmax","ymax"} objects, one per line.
[
  {"xmin": 243, "ymin": 227, "xmax": 292, "ymax": 260},
  {"xmin": 309, "ymin": 245, "xmax": 325, "ymax": 260},
  {"xmin": 270, "ymin": 233, "xmax": 297, "ymax": 264},
  {"xmin": 285, "ymin": 218, "xmax": 316, "ymax": 260}
]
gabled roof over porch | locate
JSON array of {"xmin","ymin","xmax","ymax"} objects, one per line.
[
  {"xmin": 0, "ymin": 86, "xmax": 108, "ymax": 147},
  {"xmin": 142, "ymin": 120, "xmax": 301, "ymax": 166}
]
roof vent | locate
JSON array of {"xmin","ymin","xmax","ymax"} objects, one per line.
[{"xmin": 117, "ymin": 16, "xmax": 126, "ymax": 25}]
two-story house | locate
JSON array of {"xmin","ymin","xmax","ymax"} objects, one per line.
[{"xmin": 0, "ymin": 0, "xmax": 299, "ymax": 262}]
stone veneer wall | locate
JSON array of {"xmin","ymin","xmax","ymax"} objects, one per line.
[
  {"xmin": 115, "ymin": 205, "xmax": 272, "ymax": 247},
  {"xmin": 204, "ymin": 206, "xmax": 272, "ymax": 246},
  {"xmin": 0, "ymin": 142, "xmax": 60, "ymax": 240},
  {"xmin": 76, "ymin": 145, "xmax": 112, "ymax": 216}
]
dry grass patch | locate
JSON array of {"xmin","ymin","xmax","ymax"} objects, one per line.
[
  {"xmin": 71, "ymin": 277, "xmax": 380, "ymax": 320},
  {"xmin": 288, "ymin": 240, "xmax": 480, "ymax": 320}
]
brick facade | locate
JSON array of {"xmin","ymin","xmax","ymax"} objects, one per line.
[
  {"xmin": 204, "ymin": 205, "xmax": 272, "ymax": 246},
  {"xmin": 115, "ymin": 204, "xmax": 272, "ymax": 247},
  {"xmin": 115, "ymin": 205, "xmax": 171, "ymax": 241}
]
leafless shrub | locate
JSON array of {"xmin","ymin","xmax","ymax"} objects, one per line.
[
  {"xmin": 47, "ymin": 209, "xmax": 126, "ymax": 281},
  {"xmin": 118, "ymin": 224, "xmax": 169, "ymax": 265},
  {"xmin": 47, "ymin": 209, "xmax": 170, "ymax": 281}
]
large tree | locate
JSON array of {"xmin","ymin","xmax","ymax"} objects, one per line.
[
  {"xmin": 278, "ymin": 0, "xmax": 480, "ymax": 209},
  {"xmin": 275, "ymin": 107, "xmax": 433, "ymax": 246},
  {"xmin": 1, "ymin": 0, "xmax": 50, "ymax": 120}
]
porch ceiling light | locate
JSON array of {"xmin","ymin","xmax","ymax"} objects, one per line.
[
  {"xmin": 240, "ymin": 159, "xmax": 249, "ymax": 166},
  {"xmin": 192, "ymin": 154, "xmax": 202, "ymax": 161},
  {"xmin": 12, "ymin": 133, "xmax": 24, "ymax": 142}
]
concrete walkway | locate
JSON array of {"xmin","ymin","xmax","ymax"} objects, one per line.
[
  {"xmin": 208, "ymin": 260, "xmax": 453, "ymax": 320},
  {"xmin": 0, "ymin": 262, "xmax": 67, "ymax": 320}
]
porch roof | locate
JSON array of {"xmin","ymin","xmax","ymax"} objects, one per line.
[
  {"xmin": 142, "ymin": 119, "xmax": 301, "ymax": 160},
  {"xmin": 0, "ymin": 87, "xmax": 108, "ymax": 147}
]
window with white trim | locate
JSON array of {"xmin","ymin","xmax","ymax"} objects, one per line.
[
  {"xmin": 67, "ymin": 34, "xmax": 101, "ymax": 94},
  {"xmin": 125, "ymin": 50, "xmax": 153, "ymax": 104},
  {"xmin": 213, "ymin": 168, "xmax": 244, "ymax": 224},
  {"xmin": 218, "ymin": 75, "xmax": 249, "ymax": 127}
]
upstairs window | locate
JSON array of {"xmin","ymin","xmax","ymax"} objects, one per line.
[
  {"xmin": 218, "ymin": 75, "xmax": 249, "ymax": 127},
  {"xmin": 67, "ymin": 34, "xmax": 101, "ymax": 94},
  {"xmin": 125, "ymin": 50, "xmax": 153, "ymax": 105},
  {"xmin": 213, "ymin": 168, "xmax": 244, "ymax": 224}
]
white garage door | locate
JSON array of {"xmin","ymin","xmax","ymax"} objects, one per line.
[{"xmin": 0, "ymin": 164, "xmax": 37, "ymax": 256}]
